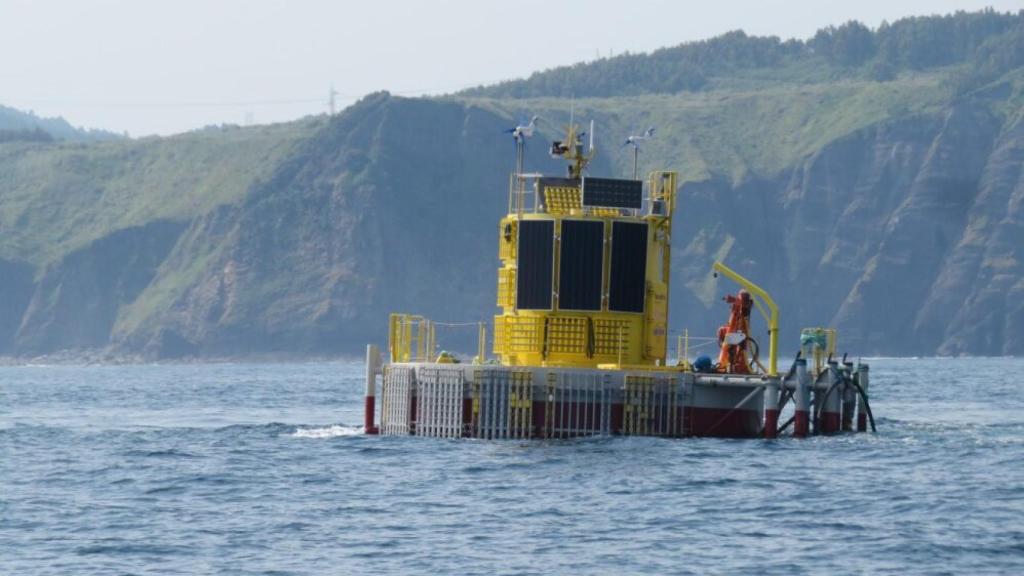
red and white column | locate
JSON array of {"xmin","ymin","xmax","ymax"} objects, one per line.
[
  {"xmin": 794, "ymin": 358, "xmax": 810, "ymax": 438},
  {"xmin": 365, "ymin": 344, "xmax": 380, "ymax": 435},
  {"xmin": 820, "ymin": 361, "xmax": 842, "ymax": 434},
  {"xmin": 856, "ymin": 363, "xmax": 870, "ymax": 433},
  {"xmin": 841, "ymin": 362, "xmax": 856, "ymax": 432},
  {"xmin": 763, "ymin": 380, "xmax": 779, "ymax": 439}
]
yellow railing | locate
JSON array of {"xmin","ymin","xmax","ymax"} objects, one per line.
[{"xmin": 388, "ymin": 313, "xmax": 436, "ymax": 363}]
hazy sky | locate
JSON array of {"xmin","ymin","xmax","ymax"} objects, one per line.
[{"xmin": 2, "ymin": 0, "xmax": 1020, "ymax": 136}]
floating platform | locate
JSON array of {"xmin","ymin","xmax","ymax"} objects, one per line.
[
  {"xmin": 364, "ymin": 115, "xmax": 875, "ymax": 440},
  {"xmin": 366, "ymin": 350, "xmax": 872, "ymax": 440}
]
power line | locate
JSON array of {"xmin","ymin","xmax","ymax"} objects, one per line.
[
  {"xmin": 1, "ymin": 95, "xmax": 327, "ymax": 108},
  {"xmin": 1, "ymin": 76, "xmax": 526, "ymax": 112}
]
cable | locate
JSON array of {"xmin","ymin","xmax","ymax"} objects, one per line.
[
  {"xmin": 851, "ymin": 380, "xmax": 877, "ymax": 433},
  {"xmin": 4, "ymin": 97, "xmax": 327, "ymax": 109},
  {"xmin": 429, "ymin": 321, "xmax": 485, "ymax": 327},
  {"xmin": 810, "ymin": 369, "xmax": 831, "ymax": 434},
  {"xmin": 776, "ymin": 414, "xmax": 796, "ymax": 434}
]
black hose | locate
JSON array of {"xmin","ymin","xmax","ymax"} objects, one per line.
[
  {"xmin": 774, "ymin": 352, "xmax": 801, "ymax": 413},
  {"xmin": 785, "ymin": 350, "xmax": 802, "ymax": 379},
  {"xmin": 817, "ymin": 379, "xmax": 841, "ymax": 424},
  {"xmin": 776, "ymin": 415, "xmax": 796, "ymax": 435},
  {"xmin": 777, "ymin": 388, "xmax": 794, "ymax": 413},
  {"xmin": 813, "ymin": 368, "xmax": 877, "ymax": 434},
  {"xmin": 745, "ymin": 336, "xmax": 763, "ymax": 373},
  {"xmin": 851, "ymin": 380, "xmax": 877, "ymax": 433},
  {"xmin": 812, "ymin": 369, "xmax": 841, "ymax": 433}
]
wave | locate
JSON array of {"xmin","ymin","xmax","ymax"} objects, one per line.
[{"xmin": 290, "ymin": 424, "xmax": 363, "ymax": 439}]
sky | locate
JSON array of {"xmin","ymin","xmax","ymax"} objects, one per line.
[{"xmin": 1, "ymin": 0, "xmax": 1021, "ymax": 136}]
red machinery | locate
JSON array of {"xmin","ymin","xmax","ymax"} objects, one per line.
[{"xmin": 717, "ymin": 290, "xmax": 754, "ymax": 374}]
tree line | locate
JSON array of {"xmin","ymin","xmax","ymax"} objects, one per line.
[{"xmin": 461, "ymin": 9, "xmax": 1023, "ymax": 98}]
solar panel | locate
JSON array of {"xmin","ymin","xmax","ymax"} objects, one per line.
[
  {"xmin": 582, "ymin": 177, "xmax": 643, "ymax": 210},
  {"xmin": 558, "ymin": 220, "xmax": 604, "ymax": 311},
  {"xmin": 516, "ymin": 220, "xmax": 554, "ymax": 310},
  {"xmin": 609, "ymin": 221, "xmax": 648, "ymax": 313}
]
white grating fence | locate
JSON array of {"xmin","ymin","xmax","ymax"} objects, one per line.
[
  {"xmin": 545, "ymin": 372, "xmax": 613, "ymax": 438},
  {"xmin": 381, "ymin": 366, "xmax": 414, "ymax": 436},
  {"xmin": 622, "ymin": 374, "xmax": 681, "ymax": 437},
  {"xmin": 416, "ymin": 367, "xmax": 465, "ymax": 438},
  {"xmin": 474, "ymin": 369, "xmax": 535, "ymax": 439}
]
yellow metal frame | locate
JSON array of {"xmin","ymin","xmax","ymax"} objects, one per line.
[
  {"xmin": 385, "ymin": 126, "xmax": 687, "ymax": 372},
  {"xmin": 712, "ymin": 262, "xmax": 779, "ymax": 376},
  {"xmin": 800, "ymin": 327, "xmax": 836, "ymax": 375},
  {"xmin": 388, "ymin": 313, "xmax": 436, "ymax": 363},
  {"xmin": 491, "ymin": 171, "xmax": 678, "ymax": 369}
]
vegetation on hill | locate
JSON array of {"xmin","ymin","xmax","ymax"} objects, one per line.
[
  {"xmin": 1, "ymin": 10, "xmax": 1022, "ymax": 358},
  {"xmin": 0, "ymin": 105, "xmax": 123, "ymax": 141},
  {"xmin": 461, "ymin": 10, "xmax": 1024, "ymax": 98},
  {"xmin": 0, "ymin": 120, "xmax": 316, "ymax": 267},
  {"xmin": 0, "ymin": 127, "xmax": 53, "ymax": 143}
]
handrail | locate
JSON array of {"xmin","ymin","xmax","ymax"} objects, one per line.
[
  {"xmin": 388, "ymin": 313, "xmax": 435, "ymax": 363},
  {"xmin": 712, "ymin": 262, "xmax": 779, "ymax": 376}
]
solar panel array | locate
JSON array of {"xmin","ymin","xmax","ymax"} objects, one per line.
[
  {"xmin": 608, "ymin": 221, "xmax": 648, "ymax": 313},
  {"xmin": 514, "ymin": 218, "xmax": 647, "ymax": 313},
  {"xmin": 582, "ymin": 177, "xmax": 643, "ymax": 210},
  {"xmin": 557, "ymin": 220, "xmax": 604, "ymax": 311},
  {"xmin": 515, "ymin": 220, "xmax": 554, "ymax": 310}
]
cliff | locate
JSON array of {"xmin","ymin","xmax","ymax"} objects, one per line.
[{"xmin": 1, "ymin": 12, "xmax": 1022, "ymax": 359}]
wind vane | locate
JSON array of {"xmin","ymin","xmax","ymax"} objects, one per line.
[
  {"xmin": 505, "ymin": 115, "xmax": 539, "ymax": 176},
  {"xmin": 622, "ymin": 127, "xmax": 655, "ymax": 179}
]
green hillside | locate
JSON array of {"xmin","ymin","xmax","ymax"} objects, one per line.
[
  {"xmin": 0, "ymin": 105, "xmax": 122, "ymax": 142},
  {"xmin": 0, "ymin": 120, "xmax": 314, "ymax": 266},
  {"xmin": 1, "ymin": 10, "xmax": 1023, "ymax": 359},
  {"xmin": 462, "ymin": 9, "xmax": 1024, "ymax": 99},
  {"xmin": 464, "ymin": 70, "xmax": 954, "ymax": 183}
]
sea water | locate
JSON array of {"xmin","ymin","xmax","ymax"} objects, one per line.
[{"xmin": 1, "ymin": 358, "xmax": 1022, "ymax": 575}]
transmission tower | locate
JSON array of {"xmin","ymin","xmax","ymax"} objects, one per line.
[{"xmin": 329, "ymin": 85, "xmax": 338, "ymax": 115}]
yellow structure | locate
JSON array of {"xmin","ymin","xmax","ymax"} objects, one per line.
[
  {"xmin": 386, "ymin": 120, "xmax": 783, "ymax": 378},
  {"xmin": 388, "ymin": 314, "xmax": 436, "ymax": 363},
  {"xmin": 490, "ymin": 123, "xmax": 677, "ymax": 369},
  {"xmin": 800, "ymin": 327, "xmax": 837, "ymax": 375}
]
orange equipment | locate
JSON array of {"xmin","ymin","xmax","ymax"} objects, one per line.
[{"xmin": 717, "ymin": 290, "xmax": 753, "ymax": 374}]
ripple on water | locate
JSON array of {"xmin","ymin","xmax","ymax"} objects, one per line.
[
  {"xmin": 0, "ymin": 359, "xmax": 1022, "ymax": 575},
  {"xmin": 289, "ymin": 424, "xmax": 364, "ymax": 438}
]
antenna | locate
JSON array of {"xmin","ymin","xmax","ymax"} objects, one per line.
[
  {"xmin": 329, "ymin": 84, "xmax": 338, "ymax": 115},
  {"xmin": 589, "ymin": 119, "xmax": 594, "ymax": 154}
]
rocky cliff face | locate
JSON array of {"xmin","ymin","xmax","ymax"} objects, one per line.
[
  {"xmin": 673, "ymin": 100, "xmax": 1023, "ymax": 356},
  {"xmin": 112, "ymin": 95, "xmax": 547, "ymax": 357},
  {"xmin": 11, "ymin": 220, "xmax": 185, "ymax": 354},
  {"xmin": 0, "ymin": 90, "xmax": 1021, "ymax": 359}
]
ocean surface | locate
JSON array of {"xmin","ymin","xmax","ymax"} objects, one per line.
[{"xmin": 1, "ymin": 358, "xmax": 1022, "ymax": 575}]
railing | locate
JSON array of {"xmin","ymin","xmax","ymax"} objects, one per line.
[
  {"xmin": 508, "ymin": 172, "xmax": 544, "ymax": 215},
  {"xmin": 508, "ymin": 172, "xmax": 673, "ymax": 218},
  {"xmin": 388, "ymin": 313, "xmax": 436, "ymax": 363}
]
